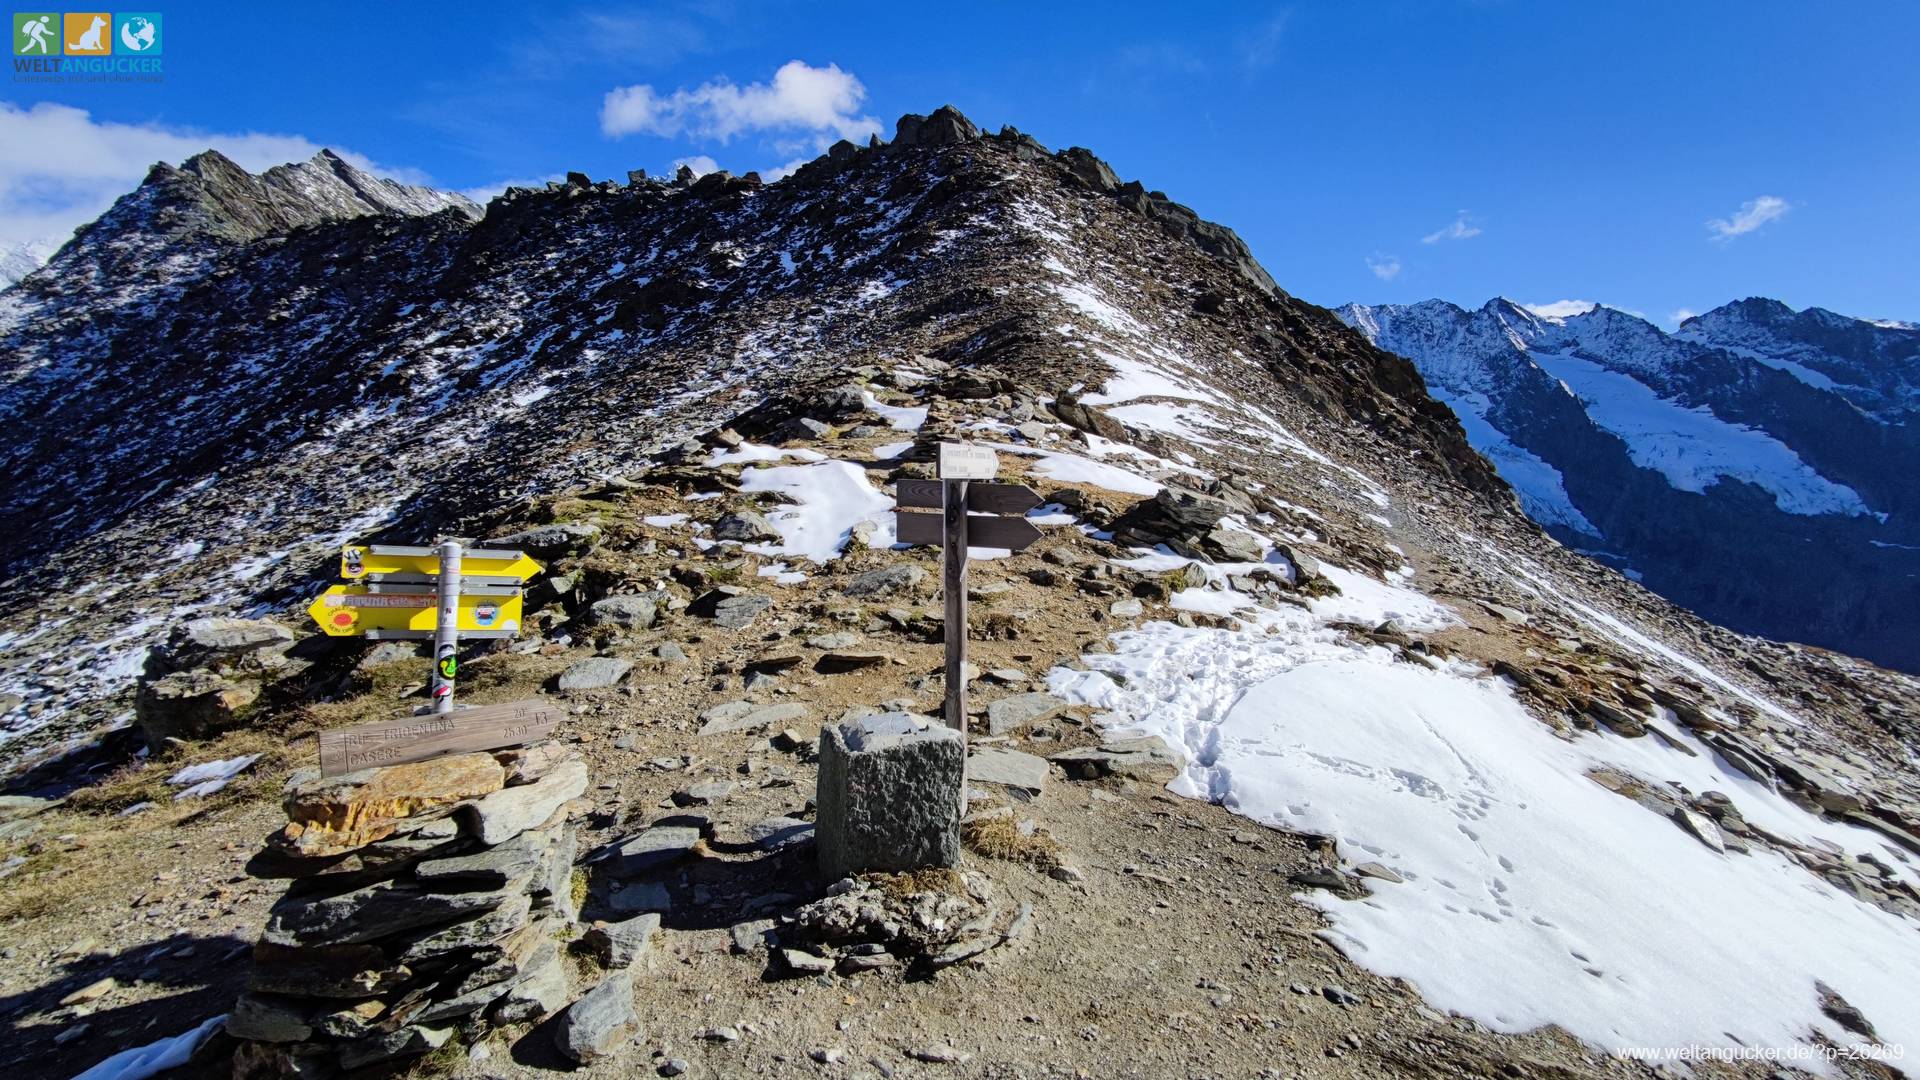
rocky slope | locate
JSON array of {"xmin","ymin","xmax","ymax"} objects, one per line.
[
  {"xmin": 0, "ymin": 106, "xmax": 1917, "ymax": 1078},
  {"xmin": 1338, "ymin": 298, "xmax": 1920, "ymax": 672}
]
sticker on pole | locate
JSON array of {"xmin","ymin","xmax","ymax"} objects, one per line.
[
  {"xmin": 938, "ymin": 443, "xmax": 998, "ymax": 480},
  {"xmin": 306, "ymin": 585, "xmax": 524, "ymax": 637}
]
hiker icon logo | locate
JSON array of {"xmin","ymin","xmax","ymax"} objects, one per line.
[
  {"xmin": 62, "ymin": 11, "xmax": 110, "ymax": 55},
  {"xmin": 13, "ymin": 12, "xmax": 56, "ymax": 55}
]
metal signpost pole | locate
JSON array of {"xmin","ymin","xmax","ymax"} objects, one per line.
[{"xmin": 431, "ymin": 540, "xmax": 462, "ymax": 713}]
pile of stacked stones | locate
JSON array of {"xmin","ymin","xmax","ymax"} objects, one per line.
[{"xmin": 225, "ymin": 742, "xmax": 637, "ymax": 1075}]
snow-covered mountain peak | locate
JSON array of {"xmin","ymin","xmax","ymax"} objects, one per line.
[{"xmin": 1341, "ymin": 295, "xmax": 1920, "ymax": 670}]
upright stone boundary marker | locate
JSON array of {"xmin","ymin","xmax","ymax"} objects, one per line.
[{"xmin": 816, "ymin": 713, "xmax": 963, "ymax": 878}]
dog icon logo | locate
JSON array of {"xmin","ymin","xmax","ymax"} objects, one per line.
[{"xmin": 63, "ymin": 12, "xmax": 110, "ymax": 55}]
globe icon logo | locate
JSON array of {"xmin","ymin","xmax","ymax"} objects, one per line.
[{"xmin": 120, "ymin": 16, "xmax": 157, "ymax": 52}]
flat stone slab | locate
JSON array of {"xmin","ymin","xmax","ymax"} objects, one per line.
[
  {"xmin": 747, "ymin": 816, "xmax": 814, "ymax": 852},
  {"xmin": 1050, "ymin": 735, "xmax": 1185, "ymax": 782},
  {"xmin": 967, "ymin": 748, "xmax": 1049, "ymax": 794},
  {"xmin": 462, "ymin": 759, "xmax": 588, "ymax": 846},
  {"xmin": 602, "ymin": 817, "xmax": 709, "ymax": 874},
  {"xmin": 264, "ymin": 875, "xmax": 526, "ymax": 947},
  {"xmin": 557, "ymin": 657, "xmax": 633, "ymax": 691},
  {"xmin": 698, "ymin": 701, "xmax": 811, "ymax": 736},
  {"xmin": 986, "ymin": 693, "xmax": 1066, "ymax": 735}
]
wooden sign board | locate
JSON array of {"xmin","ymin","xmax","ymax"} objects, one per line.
[
  {"xmin": 896, "ymin": 479, "xmax": 1042, "ymax": 515},
  {"xmin": 307, "ymin": 585, "xmax": 524, "ymax": 637},
  {"xmin": 938, "ymin": 444, "xmax": 998, "ymax": 480},
  {"xmin": 895, "ymin": 511, "xmax": 1042, "ymax": 552},
  {"xmin": 317, "ymin": 698, "xmax": 563, "ymax": 777},
  {"xmin": 342, "ymin": 544, "xmax": 542, "ymax": 582}
]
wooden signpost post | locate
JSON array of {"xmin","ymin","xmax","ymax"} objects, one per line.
[
  {"xmin": 308, "ymin": 541, "xmax": 556, "ymax": 775},
  {"xmin": 893, "ymin": 445, "xmax": 1047, "ymax": 733}
]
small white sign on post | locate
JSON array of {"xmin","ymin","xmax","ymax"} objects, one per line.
[{"xmin": 938, "ymin": 443, "xmax": 998, "ymax": 481}]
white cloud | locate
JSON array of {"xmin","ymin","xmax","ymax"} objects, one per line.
[
  {"xmin": 1422, "ymin": 211, "xmax": 1482, "ymax": 244},
  {"xmin": 1523, "ymin": 300, "xmax": 1598, "ymax": 319},
  {"xmin": 1706, "ymin": 195, "xmax": 1788, "ymax": 241},
  {"xmin": 762, "ymin": 158, "xmax": 812, "ymax": 183},
  {"xmin": 1669, "ymin": 308, "xmax": 1698, "ymax": 326},
  {"xmin": 672, "ymin": 155, "xmax": 719, "ymax": 178},
  {"xmin": 600, "ymin": 60, "xmax": 879, "ymax": 144},
  {"xmin": 1365, "ymin": 253, "xmax": 1402, "ymax": 281},
  {"xmin": 0, "ymin": 101, "xmax": 430, "ymax": 247}
]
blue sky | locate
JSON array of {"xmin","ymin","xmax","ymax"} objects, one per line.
[{"xmin": 5, "ymin": 1, "xmax": 1916, "ymax": 323}]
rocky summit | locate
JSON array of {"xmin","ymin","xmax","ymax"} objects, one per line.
[{"xmin": 1, "ymin": 106, "xmax": 1917, "ymax": 1080}]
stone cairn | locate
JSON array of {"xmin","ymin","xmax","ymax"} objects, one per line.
[{"xmin": 226, "ymin": 742, "xmax": 637, "ymax": 1075}]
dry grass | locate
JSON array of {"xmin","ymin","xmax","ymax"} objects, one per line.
[
  {"xmin": 872, "ymin": 866, "xmax": 965, "ymax": 901},
  {"xmin": 962, "ymin": 814, "xmax": 1064, "ymax": 869}
]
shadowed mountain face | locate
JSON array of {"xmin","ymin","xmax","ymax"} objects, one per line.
[
  {"xmin": 0, "ymin": 106, "xmax": 1505, "ymax": 745},
  {"xmin": 1339, "ymin": 298, "xmax": 1920, "ymax": 671}
]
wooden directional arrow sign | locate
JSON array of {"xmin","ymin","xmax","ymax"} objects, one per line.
[
  {"xmin": 895, "ymin": 511, "xmax": 1042, "ymax": 552},
  {"xmin": 307, "ymin": 584, "xmax": 524, "ymax": 637},
  {"xmin": 317, "ymin": 698, "xmax": 563, "ymax": 777},
  {"xmin": 341, "ymin": 544, "xmax": 542, "ymax": 582},
  {"xmin": 895, "ymin": 479, "xmax": 1043, "ymax": 515}
]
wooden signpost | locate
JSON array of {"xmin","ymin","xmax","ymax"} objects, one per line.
[
  {"xmin": 894, "ymin": 445, "xmax": 1047, "ymax": 733},
  {"xmin": 308, "ymin": 540, "xmax": 559, "ymax": 776},
  {"xmin": 317, "ymin": 698, "xmax": 563, "ymax": 777}
]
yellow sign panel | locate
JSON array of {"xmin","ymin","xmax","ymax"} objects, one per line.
[
  {"xmin": 340, "ymin": 545, "xmax": 543, "ymax": 582},
  {"xmin": 307, "ymin": 585, "xmax": 524, "ymax": 637}
]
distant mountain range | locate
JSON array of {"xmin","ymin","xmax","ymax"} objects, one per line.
[
  {"xmin": 0, "ymin": 238, "xmax": 59, "ymax": 290},
  {"xmin": 1338, "ymin": 297, "xmax": 1920, "ymax": 671}
]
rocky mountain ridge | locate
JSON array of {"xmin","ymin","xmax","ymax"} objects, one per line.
[
  {"xmin": 1338, "ymin": 297, "xmax": 1920, "ymax": 672},
  {"xmin": 1, "ymin": 105, "xmax": 1918, "ymax": 1080}
]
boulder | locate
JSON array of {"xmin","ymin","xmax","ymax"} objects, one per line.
[
  {"xmin": 816, "ymin": 713, "xmax": 964, "ymax": 877},
  {"xmin": 136, "ymin": 670, "xmax": 258, "ymax": 745},
  {"xmin": 692, "ymin": 588, "xmax": 773, "ymax": 629},
  {"xmin": 557, "ymin": 656, "xmax": 632, "ymax": 691},
  {"xmin": 588, "ymin": 595, "xmax": 657, "ymax": 629},
  {"xmin": 486, "ymin": 523, "xmax": 600, "ymax": 559},
  {"xmin": 553, "ymin": 970, "xmax": 639, "ymax": 1064},
  {"xmin": 986, "ymin": 693, "xmax": 1066, "ymax": 735},
  {"xmin": 1201, "ymin": 525, "xmax": 1265, "ymax": 563},
  {"xmin": 1153, "ymin": 485, "xmax": 1240, "ymax": 531},
  {"xmin": 167, "ymin": 617, "xmax": 295, "ymax": 665},
  {"xmin": 583, "ymin": 913, "xmax": 660, "ymax": 968},
  {"xmin": 712, "ymin": 510, "xmax": 780, "ymax": 542},
  {"xmin": 842, "ymin": 565, "xmax": 926, "ymax": 598},
  {"xmin": 275, "ymin": 753, "xmax": 507, "ymax": 858}
]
